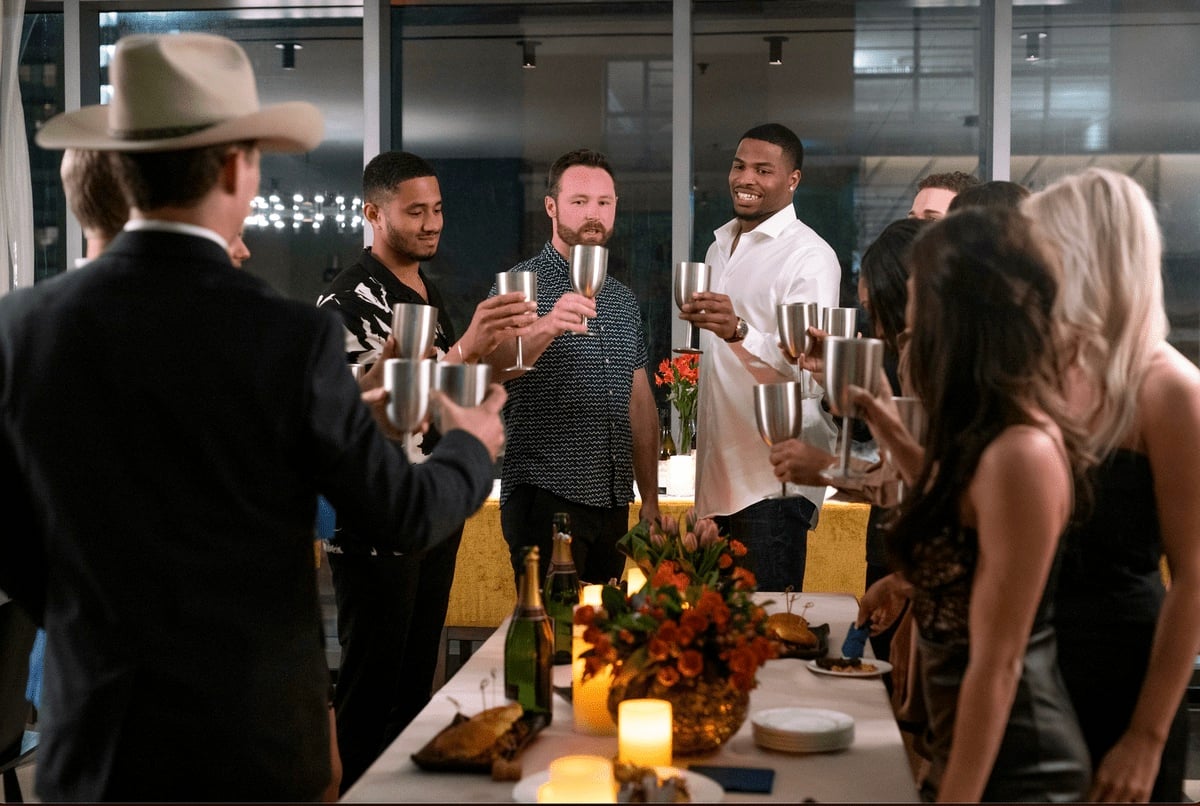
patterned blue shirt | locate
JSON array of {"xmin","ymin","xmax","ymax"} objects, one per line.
[{"xmin": 497, "ymin": 242, "xmax": 648, "ymax": 508}]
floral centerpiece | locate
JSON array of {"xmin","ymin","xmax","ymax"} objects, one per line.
[
  {"xmin": 575, "ymin": 510, "xmax": 775, "ymax": 753},
  {"xmin": 654, "ymin": 355, "xmax": 699, "ymax": 454}
]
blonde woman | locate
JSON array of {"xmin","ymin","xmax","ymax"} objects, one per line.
[{"xmin": 1024, "ymin": 168, "xmax": 1200, "ymax": 802}]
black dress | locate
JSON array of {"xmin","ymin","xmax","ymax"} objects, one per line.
[
  {"xmin": 1054, "ymin": 449, "xmax": 1188, "ymax": 802},
  {"xmin": 908, "ymin": 524, "xmax": 1091, "ymax": 802}
]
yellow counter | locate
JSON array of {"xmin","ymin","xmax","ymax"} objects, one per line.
[{"xmin": 445, "ymin": 496, "xmax": 871, "ymax": 629}]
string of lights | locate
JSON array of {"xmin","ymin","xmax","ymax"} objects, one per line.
[{"xmin": 246, "ymin": 191, "xmax": 364, "ymax": 233}]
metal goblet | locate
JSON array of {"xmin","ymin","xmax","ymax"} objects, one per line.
[
  {"xmin": 822, "ymin": 307, "xmax": 858, "ymax": 339},
  {"xmin": 777, "ymin": 301, "xmax": 821, "ymax": 399},
  {"xmin": 569, "ymin": 244, "xmax": 608, "ymax": 334},
  {"xmin": 383, "ymin": 358, "xmax": 433, "ymax": 433},
  {"xmin": 674, "ymin": 261, "xmax": 712, "ymax": 354},
  {"xmin": 753, "ymin": 381, "xmax": 806, "ymax": 498},
  {"xmin": 820, "ymin": 336, "xmax": 885, "ymax": 483},
  {"xmin": 391, "ymin": 303, "xmax": 438, "ymax": 360},
  {"xmin": 432, "ymin": 362, "xmax": 492, "ymax": 432},
  {"xmin": 885, "ymin": 397, "xmax": 928, "ymax": 504},
  {"xmin": 496, "ymin": 271, "xmax": 538, "ymax": 371}
]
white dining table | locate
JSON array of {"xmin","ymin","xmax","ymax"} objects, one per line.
[{"xmin": 342, "ymin": 592, "xmax": 919, "ymax": 803}]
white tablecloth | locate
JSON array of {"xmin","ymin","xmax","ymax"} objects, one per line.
[{"xmin": 343, "ymin": 592, "xmax": 919, "ymax": 803}]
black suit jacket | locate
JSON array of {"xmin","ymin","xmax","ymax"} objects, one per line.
[{"xmin": 0, "ymin": 230, "xmax": 492, "ymax": 801}]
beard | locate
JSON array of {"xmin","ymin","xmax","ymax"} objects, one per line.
[
  {"xmin": 557, "ymin": 217, "xmax": 612, "ymax": 247},
  {"xmin": 382, "ymin": 218, "xmax": 439, "ymax": 262}
]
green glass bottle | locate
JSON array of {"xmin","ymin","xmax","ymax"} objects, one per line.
[
  {"xmin": 543, "ymin": 513, "xmax": 582, "ymax": 665},
  {"xmin": 504, "ymin": 546, "xmax": 554, "ymax": 720}
]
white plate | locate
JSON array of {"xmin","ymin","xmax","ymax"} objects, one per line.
[
  {"xmin": 512, "ymin": 765, "xmax": 724, "ymax": 803},
  {"xmin": 806, "ymin": 658, "xmax": 893, "ymax": 678}
]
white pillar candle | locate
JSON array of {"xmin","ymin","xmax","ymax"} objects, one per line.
[
  {"xmin": 537, "ymin": 755, "xmax": 616, "ymax": 803},
  {"xmin": 617, "ymin": 699, "xmax": 673, "ymax": 767},
  {"xmin": 572, "ymin": 616, "xmax": 617, "ymax": 736},
  {"xmin": 581, "ymin": 584, "xmax": 604, "ymax": 607},
  {"xmin": 624, "ymin": 566, "xmax": 647, "ymax": 595}
]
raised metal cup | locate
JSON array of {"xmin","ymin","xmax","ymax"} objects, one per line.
[
  {"xmin": 674, "ymin": 261, "xmax": 712, "ymax": 353},
  {"xmin": 823, "ymin": 336, "xmax": 885, "ymax": 418},
  {"xmin": 886, "ymin": 396, "xmax": 929, "ymax": 504},
  {"xmin": 822, "ymin": 336, "xmax": 885, "ymax": 482},
  {"xmin": 495, "ymin": 271, "xmax": 537, "ymax": 370},
  {"xmin": 391, "ymin": 303, "xmax": 438, "ymax": 360},
  {"xmin": 777, "ymin": 301, "xmax": 821, "ymax": 398},
  {"xmin": 822, "ymin": 307, "xmax": 858, "ymax": 339},
  {"xmin": 753, "ymin": 381, "xmax": 806, "ymax": 498},
  {"xmin": 569, "ymin": 245, "xmax": 608, "ymax": 333},
  {"xmin": 432, "ymin": 362, "xmax": 493, "ymax": 432},
  {"xmin": 383, "ymin": 358, "xmax": 433, "ymax": 433}
]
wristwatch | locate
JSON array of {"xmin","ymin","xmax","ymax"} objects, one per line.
[{"xmin": 724, "ymin": 317, "xmax": 749, "ymax": 344}]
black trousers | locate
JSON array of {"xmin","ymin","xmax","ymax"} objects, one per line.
[
  {"xmin": 500, "ymin": 484, "xmax": 630, "ymax": 586},
  {"xmin": 327, "ymin": 525, "xmax": 463, "ymax": 793}
]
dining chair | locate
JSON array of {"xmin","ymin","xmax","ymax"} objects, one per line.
[{"xmin": 0, "ymin": 600, "xmax": 38, "ymax": 803}]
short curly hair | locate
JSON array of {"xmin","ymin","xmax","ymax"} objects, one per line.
[{"xmin": 917, "ymin": 171, "xmax": 980, "ymax": 194}]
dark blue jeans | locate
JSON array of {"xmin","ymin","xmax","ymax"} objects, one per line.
[{"xmin": 715, "ymin": 496, "xmax": 816, "ymax": 592}]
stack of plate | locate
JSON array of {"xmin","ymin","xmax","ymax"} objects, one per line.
[{"xmin": 751, "ymin": 707, "xmax": 855, "ymax": 753}]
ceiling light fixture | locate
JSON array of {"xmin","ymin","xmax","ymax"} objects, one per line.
[
  {"xmin": 275, "ymin": 41, "xmax": 302, "ymax": 70},
  {"xmin": 517, "ymin": 39, "xmax": 540, "ymax": 69},
  {"xmin": 1020, "ymin": 31, "xmax": 1046, "ymax": 63},
  {"xmin": 764, "ymin": 36, "xmax": 788, "ymax": 66}
]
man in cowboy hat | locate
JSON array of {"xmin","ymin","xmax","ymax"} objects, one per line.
[{"xmin": 0, "ymin": 32, "xmax": 505, "ymax": 802}]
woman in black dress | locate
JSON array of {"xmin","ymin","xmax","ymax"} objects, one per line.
[
  {"xmin": 857, "ymin": 207, "xmax": 1092, "ymax": 801},
  {"xmin": 1025, "ymin": 168, "xmax": 1200, "ymax": 802}
]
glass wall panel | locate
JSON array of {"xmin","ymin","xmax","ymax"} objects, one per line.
[
  {"xmin": 693, "ymin": 1, "xmax": 981, "ymax": 303},
  {"xmin": 103, "ymin": 9, "xmax": 364, "ymax": 304},
  {"xmin": 393, "ymin": 2, "xmax": 675, "ymax": 393},
  {"xmin": 1012, "ymin": 3, "xmax": 1200, "ymax": 363},
  {"xmin": 19, "ymin": 12, "xmax": 66, "ymax": 282}
]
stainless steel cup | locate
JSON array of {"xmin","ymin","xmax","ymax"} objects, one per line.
[
  {"xmin": 754, "ymin": 381, "xmax": 806, "ymax": 497},
  {"xmin": 886, "ymin": 396, "xmax": 928, "ymax": 504},
  {"xmin": 674, "ymin": 261, "xmax": 712, "ymax": 353},
  {"xmin": 349, "ymin": 363, "xmax": 365, "ymax": 381},
  {"xmin": 822, "ymin": 307, "xmax": 858, "ymax": 339},
  {"xmin": 823, "ymin": 336, "xmax": 885, "ymax": 418},
  {"xmin": 383, "ymin": 358, "xmax": 433, "ymax": 432},
  {"xmin": 391, "ymin": 303, "xmax": 438, "ymax": 360},
  {"xmin": 432, "ymin": 363, "xmax": 493, "ymax": 432},
  {"xmin": 569, "ymin": 244, "xmax": 608, "ymax": 299}
]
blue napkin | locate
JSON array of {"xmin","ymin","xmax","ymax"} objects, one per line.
[{"xmin": 841, "ymin": 619, "xmax": 871, "ymax": 659}]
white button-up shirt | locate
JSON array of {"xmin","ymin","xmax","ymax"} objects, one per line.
[{"xmin": 695, "ymin": 203, "xmax": 842, "ymax": 520}]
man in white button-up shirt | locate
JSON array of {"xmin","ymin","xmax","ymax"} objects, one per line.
[{"xmin": 680, "ymin": 123, "xmax": 840, "ymax": 591}]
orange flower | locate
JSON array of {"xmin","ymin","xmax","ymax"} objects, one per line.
[
  {"xmin": 681, "ymin": 610, "xmax": 708, "ymax": 634},
  {"xmin": 729, "ymin": 539, "xmax": 749, "ymax": 558},
  {"xmin": 656, "ymin": 621, "xmax": 680, "ymax": 645},
  {"xmin": 718, "ymin": 553, "xmax": 733, "ymax": 569},
  {"xmin": 647, "ymin": 638, "xmax": 670, "ymax": 662},
  {"xmin": 676, "ymin": 626, "xmax": 696, "ymax": 646},
  {"xmin": 732, "ymin": 566, "xmax": 757, "ymax": 590},
  {"xmin": 619, "ymin": 629, "xmax": 635, "ymax": 644},
  {"xmin": 678, "ymin": 649, "xmax": 704, "ymax": 678},
  {"xmin": 656, "ymin": 665, "xmax": 681, "ymax": 688},
  {"xmin": 574, "ymin": 605, "xmax": 596, "ymax": 626}
]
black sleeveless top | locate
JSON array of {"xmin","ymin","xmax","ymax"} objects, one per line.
[{"xmin": 1056, "ymin": 449, "xmax": 1165, "ymax": 633}]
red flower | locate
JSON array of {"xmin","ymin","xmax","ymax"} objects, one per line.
[
  {"xmin": 647, "ymin": 638, "xmax": 670, "ymax": 662},
  {"xmin": 656, "ymin": 621, "xmax": 680, "ymax": 645}
]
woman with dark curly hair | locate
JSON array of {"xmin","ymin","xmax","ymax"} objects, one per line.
[{"xmin": 856, "ymin": 207, "xmax": 1092, "ymax": 802}]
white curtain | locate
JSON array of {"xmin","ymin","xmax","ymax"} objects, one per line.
[{"xmin": 1, "ymin": 0, "xmax": 34, "ymax": 296}]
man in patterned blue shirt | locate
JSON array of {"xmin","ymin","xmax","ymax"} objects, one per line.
[{"xmin": 491, "ymin": 149, "xmax": 660, "ymax": 584}]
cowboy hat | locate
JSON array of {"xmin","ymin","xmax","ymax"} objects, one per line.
[{"xmin": 36, "ymin": 32, "xmax": 323, "ymax": 153}]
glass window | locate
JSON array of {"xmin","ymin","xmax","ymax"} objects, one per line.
[
  {"xmin": 1012, "ymin": 3, "xmax": 1200, "ymax": 363},
  {"xmin": 393, "ymin": 2, "xmax": 675, "ymax": 387},
  {"xmin": 19, "ymin": 12, "xmax": 66, "ymax": 282},
  {"xmin": 102, "ymin": 9, "xmax": 364, "ymax": 304}
]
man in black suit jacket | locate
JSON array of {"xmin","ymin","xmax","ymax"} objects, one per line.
[{"xmin": 0, "ymin": 33, "xmax": 506, "ymax": 802}]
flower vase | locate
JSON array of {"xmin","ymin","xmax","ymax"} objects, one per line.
[
  {"xmin": 678, "ymin": 415, "xmax": 696, "ymax": 456},
  {"xmin": 608, "ymin": 667, "xmax": 749, "ymax": 755}
]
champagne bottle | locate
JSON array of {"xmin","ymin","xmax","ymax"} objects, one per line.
[
  {"xmin": 658, "ymin": 410, "xmax": 676, "ymax": 494},
  {"xmin": 504, "ymin": 546, "xmax": 554, "ymax": 720},
  {"xmin": 543, "ymin": 513, "xmax": 582, "ymax": 665}
]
